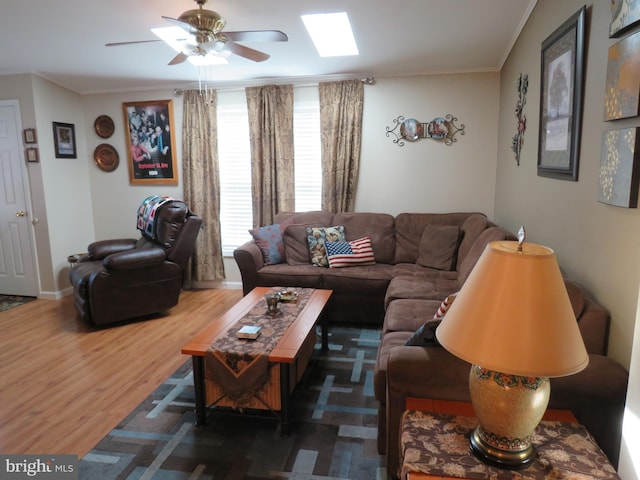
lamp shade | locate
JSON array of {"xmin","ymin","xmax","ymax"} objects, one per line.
[{"xmin": 436, "ymin": 241, "xmax": 589, "ymax": 377}]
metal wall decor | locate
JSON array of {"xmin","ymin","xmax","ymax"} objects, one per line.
[
  {"xmin": 386, "ymin": 114, "xmax": 465, "ymax": 147},
  {"xmin": 512, "ymin": 73, "xmax": 528, "ymax": 166}
]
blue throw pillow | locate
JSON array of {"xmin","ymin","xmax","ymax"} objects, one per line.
[{"xmin": 249, "ymin": 223, "xmax": 287, "ymax": 265}]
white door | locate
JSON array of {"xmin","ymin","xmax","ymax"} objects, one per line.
[{"xmin": 0, "ymin": 101, "xmax": 37, "ymax": 296}]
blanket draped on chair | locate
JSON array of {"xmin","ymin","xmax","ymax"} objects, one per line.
[
  {"xmin": 136, "ymin": 195, "xmax": 175, "ymax": 240},
  {"xmin": 204, "ymin": 288, "xmax": 312, "ymax": 407}
]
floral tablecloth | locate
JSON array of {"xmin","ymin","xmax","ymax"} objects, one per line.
[{"xmin": 400, "ymin": 410, "xmax": 620, "ymax": 480}]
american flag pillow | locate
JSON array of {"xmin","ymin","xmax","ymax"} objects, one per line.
[{"xmin": 326, "ymin": 237, "xmax": 376, "ymax": 268}]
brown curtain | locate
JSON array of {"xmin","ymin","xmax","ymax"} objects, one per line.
[
  {"xmin": 245, "ymin": 84, "xmax": 295, "ymax": 227},
  {"xmin": 182, "ymin": 90, "xmax": 225, "ymax": 281},
  {"xmin": 319, "ymin": 80, "xmax": 364, "ymax": 213}
]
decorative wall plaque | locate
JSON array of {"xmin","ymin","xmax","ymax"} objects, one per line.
[{"xmin": 386, "ymin": 114, "xmax": 465, "ymax": 147}]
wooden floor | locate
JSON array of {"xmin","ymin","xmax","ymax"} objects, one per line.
[{"xmin": 0, "ymin": 288, "xmax": 242, "ymax": 457}]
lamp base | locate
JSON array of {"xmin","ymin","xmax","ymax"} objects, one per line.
[
  {"xmin": 468, "ymin": 365, "xmax": 550, "ymax": 469},
  {"xmin": 469, "ymin": 425, "xmax": 536, "ymax": 469}
]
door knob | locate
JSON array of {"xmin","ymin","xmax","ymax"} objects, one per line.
[{"xmin": 16, "ymin": 210, "xmax": 26, "ymax": 217}]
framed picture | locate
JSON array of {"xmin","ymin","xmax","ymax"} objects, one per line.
[
  {"xmin": 604, "ymin": 31, "xmax": 640, "ymax": 121},
  {"xmin": 25, "ymin": 147, "xmax": 39, "ymax": 163},
  {"xmin": 610, "ymin": 0, "xmax": 640, "ymax": 38},
  {"xmin": 123, "ymin": 99, "xmax": 178, "ymax": 185},
  {"xmin": 537, "ymin": 6, "xmax": 586, "ymax": 181},
  {"xmin": 52, "ymin": 122, "xmax": 77, "ymax": 158},
  {"xmin": 23, "ymin": 128, "xmax": 37, "ymax": 144}
]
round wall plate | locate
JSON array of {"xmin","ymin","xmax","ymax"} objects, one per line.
[
  {"xmin": 94, "ymin": 115, "xmax": 115, "ymax": 138},
  {"xmin": 94, "ymin": 143, "xmax": 119, "ymax": 172}
]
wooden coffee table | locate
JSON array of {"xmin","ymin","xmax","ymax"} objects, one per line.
[{"xmin": 181, "ymin": 287, "xmax": 332, "ymax": 434}]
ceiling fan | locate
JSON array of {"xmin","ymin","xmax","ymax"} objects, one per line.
[{"xmin": 106, "ymin": 0, "xmax": 288, "ymax": 65}]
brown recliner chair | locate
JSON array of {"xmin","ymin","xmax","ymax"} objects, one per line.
[{"xmin": 69, "ymin": 199, "xmax": 202, "ymax": 327}]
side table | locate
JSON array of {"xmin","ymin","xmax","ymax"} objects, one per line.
[{"xmin": 401, "ymin": 398, "xmax": 619, "ymax": 480}]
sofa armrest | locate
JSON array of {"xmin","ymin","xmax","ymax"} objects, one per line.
[
  {"xmin": 103, "ymin": 247, "xmax": 167, "ymax": 270},
  {"xmin": 549, "ymin": 354, "xmax": 628, "ymax": 467},
  {"xmin": 88, "ymin": 238, "xmax": 137, "ymax": 260},
  {"xmin": 233, "ymin": 240, "xmax": 265, "ymax": 295},
  {"xmin": 385, "ymin": 346, "xmax": 471, "ymax": 477}
]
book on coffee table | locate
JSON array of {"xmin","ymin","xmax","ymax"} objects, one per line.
[{"xmin": 237, "ymin": 325, "xmax": 262, "ymax": 340}]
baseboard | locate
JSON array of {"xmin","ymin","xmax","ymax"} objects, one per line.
[{"xmin": 190, "ymin": 280, "xmax": 243, "ymax": 290}]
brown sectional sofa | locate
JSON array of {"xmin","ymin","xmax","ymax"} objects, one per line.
[
  {"xmin": 376, "ymin": 281, "xmax": 629, "ymax": 477},
  {"xmin": 234, "ymin": 211, "xmax": 514, "ymax": 326},
  {"xmin": 233, "ymin": 210, "xmax": 629, "ymax": 477}
]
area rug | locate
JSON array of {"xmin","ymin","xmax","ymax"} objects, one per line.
[
  {"xmin": 79, "ymin": 326, "xmax": 386, "ymax": 480},
  {"xmin": 0, "ymin": 294, "xmax": 36, "ymax": 312}
]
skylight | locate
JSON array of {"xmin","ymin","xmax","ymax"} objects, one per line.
[
  {"xmin": 151, "ymin": 26, "xmax": 228, "ymax": 66},
  {"xmin": 301, "ymin": 12, "xmax": 359, "ymax": 57}
]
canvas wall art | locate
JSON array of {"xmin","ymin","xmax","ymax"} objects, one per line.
[
  {"xmin": 604, "ymin": 30, "xmax": 640, "ymax": 121},
  {"xmin": 610, "ymin": 0, "xmax": 640, "ymax": 37},
  {"xmin": 598, "ymin": 127, "xmax": 640, "ymax": 208}
]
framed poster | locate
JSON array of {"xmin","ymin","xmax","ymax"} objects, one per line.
[
  {"xmin": 123, "ymin": 99, "xmax": 178, "ymax": 185},
  {"xmin": 537, "ymin": 7, "xmax": 586, "ymax": 181},
  {"xmin": 52, "ymin": 122, "xmax": 77, "ymax": 159}
]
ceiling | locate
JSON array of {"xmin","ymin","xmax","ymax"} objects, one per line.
[{"xmin": 0, "ymin": 0, "xmax": 536, "ymax": 95}]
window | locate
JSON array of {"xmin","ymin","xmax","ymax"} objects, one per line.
[{"xmin": 217, "ymin": 87, "xmax": 322, "ymax": 256}]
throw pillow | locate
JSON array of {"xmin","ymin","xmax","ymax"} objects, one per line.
[
  {"xmin": 249, "ymin": 221, "xmax": 292, "ymax": 265},
  {"xmin": 404, "ymin": 292, "xmax": 458, "ymax": 347},
  {"xmin": 326, "ymin": 237, "xmax": 376, "ymax": 268},
  {"xmin": 404, "ymin": 319, "xmax": 442, "ymax": 347},
  {"xmin": 434, "ymin": 291, "xmax": 458, "ymax": 319},
  {"xmin": 306, "ymin": 225, "xmax": 345, "ymax": 267},
  {"xmin": 416, "ymin": 224, "xmax": 463, "ymax": 270}
]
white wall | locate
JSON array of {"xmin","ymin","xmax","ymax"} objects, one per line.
[
  {"xmin": 495, "ymin": 0, "xmax": 637, "ymax": 473},
  {"xmin": 29, "ymin": 76, "xmax": 96, "ymax": 296},
  {"xmin": 76, "ymin": 73, "xmax": 501, "ymax": 285},
  {"xmin": 81, "ymin": 91, "xmax": 184, "ymax": 241},
  {"xmin": 358, "ymin": 74, "xmax": 499, "ymax": 217},
  {"xmin": 496, "ymin": 0, "xmax": 638, "ymax": 369},
  {"xmin": 619, "ymin": 293, "xmax": 640, "ymax": 479}
]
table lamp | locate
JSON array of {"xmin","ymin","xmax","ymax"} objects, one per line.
[{"xmin": 436, "ymin": 231, "xmax": 589, "ymax": 468}]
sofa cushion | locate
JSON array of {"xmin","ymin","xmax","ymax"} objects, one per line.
[
  {"xmin": 385, "ymin": 274, "xmax": 461, "ymax": 308},
  {"xmin": 455, "ymin": 213, "xmax": 490, "ymax": 270},
  {"xmin": 306, "ymin": 225, "xmax": 346, "ymax": 267},
  {"xmin": 394, "ymin": 213, "xmax": 476, "ymax": 264},
  {"xmin": 383, "ymin": 299, "xmax": 441, "ymax": 334},
  {"xmin": 326, "ymin": 237, "xmax": 376, "ymax": 268},
  {"xmin": 283, "ymin": 224, "xmax": 315, "ymax": 265},
  {"xmin": 255, "ymin": 263, "xmax": 324, "ymax": 289},
  {"xmin": 333, "ymin": 212, "xmax": 396, "ymax": 264},
  {"xmin": 322, "ymin": 263, "xmax": 393, "ymax": 297},
  {"xmin": 457, "ymin": 226, "xmax": 516, "ymax": 284},
  {"xmin": 417, "ymin": 225, "xmax": 462, "ymax": 270}
]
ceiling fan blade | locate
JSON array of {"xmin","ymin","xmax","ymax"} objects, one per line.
[
  {"xmin": 224, "ymin": 41, "xmax": 270, "ymax": 62},
  {"xmin": 168, "ymin": 52, "xmax": 189, "ymax": 65},
  {"xmin": 162, "ymin": 15, "xmax": 199, "ymax": 35},
  {"xmin": 105, "ymin": 40, "xmax": 163, "ymax": 47},
  {"xmin": 224, "ymin": 30, "xmax": 288, "ymax": 43}
]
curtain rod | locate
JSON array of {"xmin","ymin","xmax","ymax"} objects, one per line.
[{"xmin": 174, "ymin": 76, "xmax": 375, "ymax": 96}]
